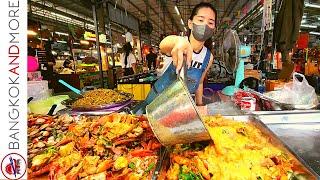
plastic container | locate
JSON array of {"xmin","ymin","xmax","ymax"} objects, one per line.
[
  {"xmin": 27, "ymin": 80, "xmax": 49, "ymax": 101},
  {"xmin": 28, "ymin": 95, "xmax": 69, "ymax": 115}
]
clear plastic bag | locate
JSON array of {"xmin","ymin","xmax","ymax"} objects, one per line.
[{"xmin": 279, "ymin": 72, "xmax": 318, "ymax": 107}]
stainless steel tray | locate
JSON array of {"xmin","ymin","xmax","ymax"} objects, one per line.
[
  {"xmin": 267, "ymin": 122, "xmax": 320, "ymax": 176},
  {"xmin": 224, "ymin": 115, "xmax": 319, "ymax": 178}
]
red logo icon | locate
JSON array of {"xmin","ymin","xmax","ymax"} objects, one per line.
[{"xmin": 1, "ymin": 153, "xmax": 26, "ymax": 180}]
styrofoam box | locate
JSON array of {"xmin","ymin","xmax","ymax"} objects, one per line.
[{"xmin": 27, "ymin": 80, "xmax": 50, "ymax": 101}]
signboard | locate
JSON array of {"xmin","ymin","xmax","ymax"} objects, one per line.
[{"xmin": 84, "ymin": 31, "xmax": 107, "ymax": 43}]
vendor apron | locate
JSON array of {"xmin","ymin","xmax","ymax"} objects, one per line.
[{"xmin": 132, "ymin": 47, "xmax": 211, "ymax": 114}]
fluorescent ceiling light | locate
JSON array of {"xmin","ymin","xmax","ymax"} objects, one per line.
[
  {"xmin": 73, "ymin": 42, "xmax": 80, "ymax": 45},
  {"xmin": 87, "ymin": 24, "xmax": 95, "ymax": 28},
  {"xmin": 175, "ymin": 6, "xmax": 180, "ymax": 15},
  {"xmin": 38, "ymin": 38, "xmax": 48, "ymax": 41},
  {"xmin": 55, "ymin": 31, "xmax": 69, "ymax": 36},
  {"xmin": 27, "ymin": 30, "xmax": 37, "ymax": 36},
  {"xmin": 310, "ymin": 31, "xmax": 320, "ymax": 35},
  {"xmin": 180, "ymin": 19, "xmax": 184, "ymax": 25},
  {"xmin": 305, "ymin": 3, "xmax": 320, "ymax": 8},
  {"xmin": 259, "ymin": 7, "xmax": 264, "ymax": 12},
  {"xmin": 300, "ymin": 24, "xmax": 317, "ymax": 28},
  {"xmin": 57, "ymin": 40, "xmax": 67, "ymax": 43},
  {"xmin": 51, "ymin": 12, "xmax": 71, "ymax": 20}
]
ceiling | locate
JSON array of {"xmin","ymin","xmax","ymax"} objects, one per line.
[
  {"xmin": 28, "ymin": 0, "xmax": 253, "ymax": 45},
  {"xmin": 28, "ymin": 0, "xmax": 320, "ymax": 46}
]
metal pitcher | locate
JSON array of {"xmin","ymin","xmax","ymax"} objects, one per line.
[{"xmin": 146, "ymin": 62, "xmax": 211, "ymax": 146}]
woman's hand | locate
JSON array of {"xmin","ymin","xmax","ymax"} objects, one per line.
[
  {"xmin": 159, "ymin": 36, "xmax": 193, "ymax": 73},
  {"xmin": 171, "ymin": 37, "xmax": 193, "ymax": 73},
  {"xmin": 197, "ymin": 105, "xmax": 208, "ymax": 115}
]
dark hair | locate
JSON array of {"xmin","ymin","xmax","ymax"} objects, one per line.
[
  {"xmin": 123, "ymin": 42, "xmax": 133, "ymax": 66},
  {"xmin": 189, "ymin": 2, "xmax": 217, "ymax": 52},
  {"xmin": 123, "ymin": 42, "xmax": 133, "ymax": 54},
  {"xmin": 63, "ymin": 59, "xmax": 71, "ymax": 68},
  {"xmin": 189, "ymin": 2, "xmax": 217, "ymax": 28}
]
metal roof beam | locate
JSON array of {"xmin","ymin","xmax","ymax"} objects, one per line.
[
  {"xmin": 48, "ymin": 0, "xmax": 92, "ymax": 17},
  {"xmin": 159, "ymin": 0, "xmax": 181, "ymax": 32},
  {"xmin": 221, "ymin": 0, "xmax": 234, "ymax": 19},
  {"xmin": 125, "ymin": 0, "xmax": 166, "ymax": 34},
  {"xmin": 142, "ymin": 0, "xmax": 171, "ymax": 33},
  {"xmin": 30, "ymin": 1, "xmax": 93, "ymax": 25}
]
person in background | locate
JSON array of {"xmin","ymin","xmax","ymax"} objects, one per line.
[
  {"xmin": 132, "ymin": 2, "xmax": 217, "ymax": 114},
  {"xmin": 146, "ymin": 47, "xmax": 158, "ymax": 70},
  {"xmin": 63, "ymin": 58, "xmax": 72, "ymax": 69},
  {"xmin": 120, "ymin": 42, "xmax": 137, "ymax": 76},
  {"xmin": 60, "ymin": 57, "xmax": 75, "ymax": 74}
]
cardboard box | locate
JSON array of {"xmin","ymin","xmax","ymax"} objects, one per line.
[{"xmin": 245, "ymin": 70, "xmax": 261, "ymax": 80}]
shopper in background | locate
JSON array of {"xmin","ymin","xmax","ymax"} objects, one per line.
[
  {"xmin": 146, "ymin": 47, "xmax": 158, "ymax": 70},
  {"xmin": 63, "ymin": 58, "xmax": 72, "ymax": 69},
  {"xmin": 132, "ymin": 2, "xmax": 217, "ymax": 114},
  {"xmin": 120, "ymin": 42, "xmax": 137, "ymax": 76}
]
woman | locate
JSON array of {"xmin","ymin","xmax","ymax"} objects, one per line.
[
  {"xmin": 121, "ymin": 42, "xmax": 137, "ymax": 76},
  {"xmin": 133, "ymin": 2, "xmax": 217, "ymax": 114}
]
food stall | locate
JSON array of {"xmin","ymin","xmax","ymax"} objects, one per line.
[
  {"xmin": 27, "ymin": 84, "xmax": 320, "ymax": 179},
  {"xmin": 27, "ymin": 111, "xmax": 320, "ymax": 179},
  {"xmin": 26, "ymin": 0, "xmax": 320, "ymax": 179}
]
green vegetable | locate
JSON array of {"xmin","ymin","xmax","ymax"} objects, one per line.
[
  {"xmin": 194, "ymin": 143, "xmax": 206, "ymax": 151},
  {"xmin": 98, "ymin": 126, "xmax": 104, "ymax": 133},
  {"xmin": 179, "ymin": 170, "xmax": 202, "ymax": 180},
  {"xmin": 181, "ymin": 165, "xmax": 190, "ymax": 174},
  {"xmin": 100, "ymin": 137, "xmax": 112, "ymax": 146},
  {"xmin": 181, "ymin": 144, "xmax": 192, "ymax": 151},
  {"xmin": 179, "ymin": 173, "xmax": 193, "ymax": 180},
  {"xmin": 288, "ymin": 171, "xmax": 308, "ymax": 180},
  {"xmin": 133, "ymin": 141, "xmax": 140, "ymax": 146},
  {"xmin": 52, "ymin": 128, "xmax": 57, "ymax": 139},
  {"xmin": 45, "ymin": 146, "xmax": 57, "ymax": 154},
  {"xmin": 197, "ymin": 173, "xmax": 204, "ymax": 180},
  {"xmin": 128, "ymin": 162, "xmax": 135, "ymax": 169},
  {"xmin": 145, "ymin": 162, "xmax": 155, "ymax": 173}
]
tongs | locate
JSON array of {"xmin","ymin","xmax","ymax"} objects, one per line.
[{"xmin": 152, "ymin": 146, "xmax": 169, "ymax": 180}]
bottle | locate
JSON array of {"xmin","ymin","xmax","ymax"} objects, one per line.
[{"xmin": 258, "ymin": 78, "xmax": 266, "ymax": 93}]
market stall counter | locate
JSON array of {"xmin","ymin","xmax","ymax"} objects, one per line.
[{"xmin": 117, "ymin": 71, "xmax": 157, "ymax": 101}]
